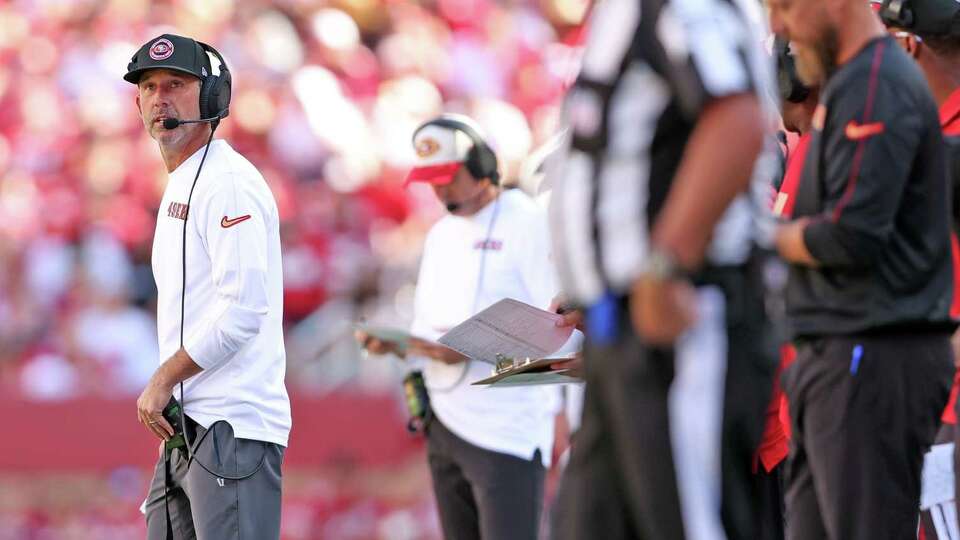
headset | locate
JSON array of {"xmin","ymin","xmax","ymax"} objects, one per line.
[
  {"xmin": 877, "ymin": 0, "xmax": 915, "ymax": 29},
  {"xmin": 775, "ymin": 37, "xmax": 811, "ymax": 104},
  {"xmin": 877, "ymin": 0, "xmax": 960, "ymax": 35},
  {"xmin": 413, "ymin": 115, "xmax": 501, "ymax": 185},
  {"xmin": 197, "ymin": 41, "xmax": 232, "ymax": 123},
  {"xmin": 125, "ymin": 39, "xmax": 232, "ymax": 126}
]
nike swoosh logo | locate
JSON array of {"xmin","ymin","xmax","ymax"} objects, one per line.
[
  {"xmin": 220, "ymin": 215, "xmax": 251, "ymax": 228},
  {"xmin": 845, "ymin": 120, "xmax": 885, "ymax": 141}
]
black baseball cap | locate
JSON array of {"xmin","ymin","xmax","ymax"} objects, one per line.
[
  {"xmin": 123, "ymin": 34, "xmax": 212, "ymax": 85},
  {"xmin": 875, "ymin": 0, "xmax": 960, "ymax": 36}
]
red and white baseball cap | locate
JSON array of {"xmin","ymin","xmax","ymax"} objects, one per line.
[{"xmin": 404, "ymin": 122, "xmax": 477, "ymax": 186}]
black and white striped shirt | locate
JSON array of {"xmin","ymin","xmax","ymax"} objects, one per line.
[{"xmin": 549, "ymin": 0, "xmax": 777, "ymax": 305}]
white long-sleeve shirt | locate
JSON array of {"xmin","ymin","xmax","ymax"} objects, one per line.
[
  {"xmin": 152, "ymin": 139, "xmax": 291, "ymax": 447},
  {"xmin": 410, "ymin": 189, "xmax": 562, "ymax": 465}
]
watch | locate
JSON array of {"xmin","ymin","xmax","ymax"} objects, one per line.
[{"xmin": 641, "ymin": 247, "xmax": 683, "ymax": 281}]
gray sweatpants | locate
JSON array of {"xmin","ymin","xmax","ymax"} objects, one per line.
[{"xmin": 144, "ymin": 417, "xmax": 284, "ymax": 540}]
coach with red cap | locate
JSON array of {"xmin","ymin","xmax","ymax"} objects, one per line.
[{"xmin": 357, "ymin": 114, "xmax": 562, "ymax": 540}]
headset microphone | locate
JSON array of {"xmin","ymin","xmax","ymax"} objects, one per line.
[{"xmin": 163, "ymin": 116, "xmax": 221, "ymax": 130}]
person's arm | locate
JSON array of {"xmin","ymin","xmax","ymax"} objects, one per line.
[
  {"xmin": 182, "ymin": 176, "xmax": 271, "ymax": 369},
  {"xmin": 404, "ymin": 229, "xmax": 466, "ymax": 366},
  {"xmin": 774, "ymin": 73, "xmax": 924, "ymax": 268},
  {"xmin": 633, "ymin": 94, "xmax": 766, "ymax": 345},
  {"xmin": 650, "ymin": 94, "xmax": 766, "ymax": 268},
  {"xmin": 775, "ymin": 217, "xmax": 818, "ymax": 266},
  {"xmin": 624, "ymin": 1, "xmax": 769, "ymax": 344},
  {"xmin": 137, "ymin": 175, "xmax": 273, "ymax": 440}
]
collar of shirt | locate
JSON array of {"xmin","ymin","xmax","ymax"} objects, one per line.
[{"xmin": 940, "ymin": 87, "xmax": 960, "ymax": 135}]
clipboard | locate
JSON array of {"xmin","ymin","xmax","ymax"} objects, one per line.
[
  {"xmin": 437, "ymin": 298, "xmax": 574, "ymax": 365},
  {"xmin": 472, "ymin": 354, "xmax": 581, "ymax": 386}
]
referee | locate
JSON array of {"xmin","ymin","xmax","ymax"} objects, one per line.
[
  {"xmin": 126, "ymin": 34, "xmax": 290, "ymax": 539},
  {"xmin": 549, "ymin": 1, "xmax": 778, "ymax": 538},
  {"xmin": 768, "ymin": 1, "xmax": 955, "ymax": 538}
]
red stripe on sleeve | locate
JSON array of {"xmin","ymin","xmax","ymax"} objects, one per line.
[{"xmin": 832, "ymin": 40, "xmax": 887, "ymax": 222}]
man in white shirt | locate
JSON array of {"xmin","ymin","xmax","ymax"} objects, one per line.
[
  {"xmin": 124, "ymin": 34, "xmax": 290, "ymax": 540},
  {"xmin": 358, "ymin": 114, "xmax": 561, "ymax": 539}
]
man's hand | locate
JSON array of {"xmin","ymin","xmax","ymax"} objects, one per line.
[
  {"xmin": 775, "ymin": 218, "xmax": 819, "ymax": 267},
  {"xmin": 630, "ymin": 276, "xmax": 697, "ymax": 346},
  {"xmin": 136, "ymin": 348, "xmax": 201, "ymax": 442},
  {"xmin": 551, "ymin": 353, "xmax": 584, "ymax": 379},
  {"xmin": 137, "ymin": 378, "xmax": 175, "ymax": 442},
  {"xmin": 408, "ymin": 337, "xmax": 467, "ymax": 365},
  {"xmin": 355, "ymin": 331, "xmax": 404, "ymax": 357},
  {"xmin": 549, "ymin": 297, "xmax": 584, "ymax": 331}
]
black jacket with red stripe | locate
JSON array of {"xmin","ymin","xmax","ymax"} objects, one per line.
[{"xmin": 787, "ymin": 35, "xmax": 954, "ymax": 338}]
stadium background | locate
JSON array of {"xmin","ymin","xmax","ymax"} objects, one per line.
[{"xmin": 0, "ymin": 0, "xmax": 588, "ymax": 538}]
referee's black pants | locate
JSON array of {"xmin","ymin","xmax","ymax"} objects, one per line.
[
  {"xmin": 554, "ymin": 281, "xmax": 775, "ymax": 540},
  {"xmin": 782, "ymin": 332, "xmax": 953, "ymax": 540}
]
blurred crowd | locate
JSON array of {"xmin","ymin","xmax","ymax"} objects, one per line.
[
  {"xmin": 0, "ymin": 459, "xmax": 440, "ymax": 540},
  {"xmin": 0, "ymin": 0, "xmax": 587, "ymax": 401}
]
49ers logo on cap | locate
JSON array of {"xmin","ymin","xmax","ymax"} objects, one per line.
[
  {"xmin": 149, "ymin": 38, "xmax": 175, "ymax": 61},
  {"xmin": 416, "ymin": 137, "xmax": 440, "ymax": 158}
]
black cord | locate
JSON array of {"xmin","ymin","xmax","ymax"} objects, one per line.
[
  {"xmin": 163, "ymin": 123, "xmax": 219, "ymax": 540},
  {"xmin": 426, "ymin": 189, "xmax": 502, "ymax": 393},
  {"xmin": 184, "ymin": 421, "xmax": 267, "ymax": 480},
  {"xmin": 173, "ymin": 122, "xmax": 267, "ymax": 479},
  {"xmin": 178, "ymin": 123, "xmax": 219, "ymax": 462}
]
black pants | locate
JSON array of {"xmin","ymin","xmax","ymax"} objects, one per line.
[
  {"xmin": 783, "ymin": 333, "xmax": 953, "ymax": 540},
  {"xmin": 755, "ymin": 463, "xmax": 785, "ymax": 540},
  {"xmin": 426, "ymin": 417, "xmax": 545, "ymax": 540},
  {"xmin": 554, "ymin": 284, "xmax": 775, "ymax": 540}
]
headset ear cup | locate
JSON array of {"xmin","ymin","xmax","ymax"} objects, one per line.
[
  {"xmin": 195, "ymin": 41, "xmax": 232, "ymax": 119},
  {"xmin": 465, "ymin": 145, "xmax": 499, "ymax": 184},
  {"xmin": 216, "ymin": 69, "xmax": 231, "ymax": 119},
  {"xmin": 478, "ymin": 147, "xmax": 499, "ymax": 185},
  {"xmin": 465, "ymin": 146, "xmax": 486, "ymax": 181},
  {"xmin": 199, "ymin": 76, "xmax": 217, "ymax": 119}
]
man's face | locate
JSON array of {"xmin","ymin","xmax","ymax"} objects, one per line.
[
  {"xmin": 135, "ymin": 69, "xmax": 203, "ymax": 146},
  {"xmin": 431, "ymin": 166, "xmax": 487, "ymax": 215},
  {"xmin": 768, "ymin": 0, "xmax": 839, "ymax": 85}
]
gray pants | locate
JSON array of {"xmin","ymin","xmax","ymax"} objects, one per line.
[
  {"xmin": 426, "ymin": 417, "xmax": 545, "ymax": 540},
  {"xmin": 144, "ymin": 417, "xmax": 284, "ymax": 540}
]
